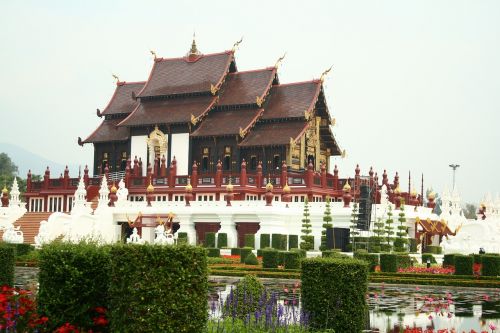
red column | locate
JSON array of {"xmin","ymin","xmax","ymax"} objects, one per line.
[
  {"xmin": 83, "ymin": 165, "xmax": 89, "ymax": 188},
  {"xmin": 26, "ymin": 170, "xmax": 32, "ymax": 192},
  {"xmin": 321, "ymin": 161, "xmax": 326, "ymax": 189},
  {"xmin": 133, "ymin": 156, "xmax": 139, "ymax": 177},
  {"xmin": 305, "ymin": 162, "xmax": 314, "ymax": 188},
  {"xmin": 43, "ymin": 167, "xmax": 50, "ymax": 190},
  {"xmin": 256, "ymin": 161, "xmax": 263, "ymax": 189},
  {"xmin": 240, "ymin": 159, "xmax": 247, "ymax": 187},
  {"xmin": 281, "ymin": 161, "xmax": 288, "ymax": 188},
  {"xmin": 168, "ymin": 157, "xmax": 177, "ymax": 188},
  {"xmin": 125, "ymin": 159, "xmax": 131, "ymax": 187},
  {"xmin": 354, "ymin": 164, "xmax": 361, "ymax": 192},
  {"xmin": 191, "ymin": 161, "xmax": 198, "ymax": 188},
  {"xmin": 160, "ymin": 155, "xmax": 167, "ymax": 177},
  {"xmin": 215, "ymin": 160, "xmax": 222, "ymax": 188},
  {"xmin": 138, "ymin": 158, "xmax": 143, "ymax": 177},
  {"xmin": 333, "ymin": 165, "xmax": 339, "ymax": 191},
  {"xmin": 63, "ymin": 165, "xmax": 69, "ymax": 189}
]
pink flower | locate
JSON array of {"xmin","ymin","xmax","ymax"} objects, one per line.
[{"xmin": 489, "ymin": 322, "xmax": 497, "ymax": 331}]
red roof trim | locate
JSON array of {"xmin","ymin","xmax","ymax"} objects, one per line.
[
  {"xmin": 196, "ymin": 96, "xmax": 219, "ymax": 122},
  {"xmin": 135, "ymin": 60, "xmax": 159, "ymax": 97},
  {"xmin": 241, "ymin": 108, "xmax": 265, "ymax": 134},
  {"xmin": 305, "ymin": 81, "xmax": 322, "ymax": 116},
  {"xmin": 257, "ymin": 67, "xmax": 277, "ymax": 103},
  {"xmin": 226, "ymin": 67, "xmax": 275, "ymax": 76},
  {"xmin": 292, "ymin": 122, "xmax": 310, "ymax": 143},
  {"xmin": 273, "ymin": 79, "xmax": 320, "ymax": 87},
  {"xmin": 83, "ymin": 122, "xmax": 104, "ymax": 143}
]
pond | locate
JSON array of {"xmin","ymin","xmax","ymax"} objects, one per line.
[{"xmin": 209, "ymin": 278, "xmax": 500, "ymax": 332}]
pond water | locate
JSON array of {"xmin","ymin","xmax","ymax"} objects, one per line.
[{"xmin": 209, "ymin": 279, "xmax": 500, "ymax": 332}]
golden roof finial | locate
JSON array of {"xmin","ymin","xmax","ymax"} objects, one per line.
[
  {"xmin": 188, "ymin": 32, "xmax": 201, "ymax": 56},
  {"xmin": 283, "ymin": 182, "xmax": 291, "ymax": 194},
  {"xmin": 343, "ymin": 179, "xmax": 351, "ymax": 191},
  {"xmin": 110, "ymin": 182, "xmax": 117, "ymax": 193},
  {"xmin": 274, "ymin": 52, "xmax": 286, "ymax": 69},
  {"xmin": 320, "ymin": 65, "xmax": 333, "ymax": 82},
  {"xmin": 226, "ymin": 178, "xmax": 234, "ymax": 192},
  {"xmin": 232, "ymin": 37, "xmax": 243, "ymax": 52},
  {"xmin": 112, "ymin": 74, "xmax": 120, "ymax": 83},
  {"xmin": 2, "ymin": 185, "xmax": 8, "ymax": 194},
  {"xmin": 150, "ymin": 50, "xmax": 157, "ymax": 60}
]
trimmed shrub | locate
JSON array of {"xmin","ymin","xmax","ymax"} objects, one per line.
[
  {"xmin": 205, "ymin": 232, "xmax": 216, "ymax": 248},
  {"xmin": 322, "ymin": 250, "xmax": 347, "ymax": 258},
  {"xmin": 38, "ymin": 242, "xmax": 110, "ymax": 331},
  {"xmin": 231, "ymin": 248, "xmax": 241, "ymax": 256},
  {"xmin": 244, "ymin": 234, "xmax": 255, "ymax": 249},
  {"xmin": 380, "ymin": 243, "xmax": 392, "ymax": 252},
  {"xmin": 396, "ymin": 253, "xmax": 412, "ymax": 269},
  {"xmin": 408, "ymin": 238, "xmax": 418, "ymax": 252},
  {"xmin": 244, "ymin": 252, "xmax": 259, "ymax": 265},
  {"xmin": 206, "ymin": 247, "xmax": 220, "ymax": 258},
  {"xmin": 108, "ymin": 244, "xmax": 208, "ymax": 332},
  {"xmin": 0, "ymin": 244, "xmax": 15, "ymax": 286},
  {"xmin": 290, "ymin": 247, "xmax": 307, "ymax": 258},
  {"xmin": 380, "ymin": 253, "xmax": 398, "ymax": 272},
  {"xmin": 8, "ymin": 243, "xmax": 35, "ymax": 256},
  {"xmin": 272, "ymin": 233, "xmax": 288, "ymax": 250},
  {"xmin": 277, "ymin": 251, "xmax": 286, "ymax": 266},
  {"xmin": 288, "ymin": 235, "xmax": 299, "ymax": 250},
  {"xmin": 301, "ymin": 257, "xmax": 368, "ymax": 332},
  {"xmin": 425, "ymin": 245, "xmax": 442, "ymax": 254},
  {"xmin": 262, "ymin": 248, "xmax": 279, "ymax": 268},
  {"xmin": 177, "ymin": 232, "xmax": 188, "ymax": 244},
  {"xmin": 354, "ymin": 250, "xmax": 379, "ymax": 272},
  {"xmin": 472, "ymin": 254, "xmax": 482, "ymax": 264},
  {"xmin": 393, "ymin": 238, "xmax": 407, "ymax": 253},
  {"xmin": 422, "ymin": 253, "xmax": 437, "ymax": 265},
  {"xmin": 454, "ymin": 255, "xmax": 473, "ymax": 275},
  {"xmin": 443, "ymin": 254, "xmax": 457, "ymax": 267},
  {"xmin": 283, "ymin": 251, "xmax": 301, "ymax": 269},
  {"xmin": 481, "ymin": 255, "xmax": 500, "ymax": 276},
  {"xmin": 217, "ymin": 233, "xmax": 227, "ymax": 248},
  {"xmin": 240, "ymin": 247, "xmax": 253, "ymax": 264},
  {"xmin": 260, "ymin": 234, "xmax": 270, "ymax": 249}
]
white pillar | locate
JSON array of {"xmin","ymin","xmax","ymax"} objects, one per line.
[
  {"xmin": 218, "ymin": 214, "xmax": 238, "ymax": 248},
  {"xmin": 177, "ymin": 214, "xmax": 197, "ymax": 245}
]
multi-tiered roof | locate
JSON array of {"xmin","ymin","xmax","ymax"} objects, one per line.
[{"xmin": 82, "ymin": 39, "xmax": 341, "ymax": 155}]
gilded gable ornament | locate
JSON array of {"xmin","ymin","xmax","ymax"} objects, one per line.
[
  {"xmin": 210, "ymin": 84, "xmax": 218, "ymax": 96},
  {"xmin": 191, "ymin": 114, "xmax": 198, "ymax": 125},
  {"xmin": 256, "ymin": 96, "xmax": 264, "ymax": 107},
  {"xmin": 239, "ymin": 127, "xmax": 247, "ymax": 138}
]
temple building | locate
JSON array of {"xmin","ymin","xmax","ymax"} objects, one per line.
[{"xmin": 80, "ymin": 38, "xmax": 341, "ymax": 177}]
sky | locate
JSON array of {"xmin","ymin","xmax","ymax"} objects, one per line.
[{"xmin": 0, "ymin": 0, "xmax": 499, "ymax": 204}]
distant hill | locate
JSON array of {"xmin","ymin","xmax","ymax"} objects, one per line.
[{"xmin": 0, "ymin": 142, "xmax": 79, "ymax": 177}]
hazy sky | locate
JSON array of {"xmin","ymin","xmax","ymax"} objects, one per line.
[{"xmin": 0, "ymin": 0, "xmax": 499, "ymax": 203}]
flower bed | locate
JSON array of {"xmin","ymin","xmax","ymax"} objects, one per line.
[{"xmin": 398, "ymin": 266, "xmax": 455, "ymax": 275}]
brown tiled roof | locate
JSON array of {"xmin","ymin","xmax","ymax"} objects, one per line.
[
  {"xmin": 118, "ymin": 95, "xmax": 217, "ymax": 127},
  {"xmin": 137, "ymin": 52, "xmax": 234, "ymax": 98},
  {"xmin": 101, "ymin": 81, "xmax": 145, "ymax": 115},
  {"xmin": 261, "ymin": 81, "xmax": 321, "ymax": 120},
  {"xmin": 217, "ymin": 68, "xmax": 276, "ymax": 106},
  {"xmin": 83, "ymin": 119, "xmax": 130, "ymax": 143},
  {"xmin": 191, "ymin": 109, "xmax": 264, "ymax": 137},
  {"xmin": 239, "ymin": 121, "xmax": 308, "ymax": 147}
]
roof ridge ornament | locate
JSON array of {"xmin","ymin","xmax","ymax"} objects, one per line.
[
  {"xmin": 274, "ymin": 52, "xmax": 286, "ymax": 69},
  {"xmin": 320, "ymin": 66, "xmax": 333, "ymax": 82},
  {"xmin": 187, "ymin": 32, "xmax": 201, "ymax": 57},
  {"xmin": 112, "ymin": 74, "xmax": 120, "ymax": 84},
  {"xmin": 232, "ymin": 37, "xmax": 243, "ymax": 52},
  {"xmin": 150, "ymin": 50, "xmax": 157, "ymax": 60},
  {"xmin": 239, "ymin": 127, "xmax": 247, "ymax": 138}
]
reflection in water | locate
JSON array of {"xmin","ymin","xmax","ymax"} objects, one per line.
[{"xmin": 209, "ymin": 281, "xmax": 500, "ymax": 332}]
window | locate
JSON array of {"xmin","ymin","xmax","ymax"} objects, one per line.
[
  {"xmin": 101, "ymin": 152, "xmax": 108, "ymax": 173},
  {"xmin": 250, "ymin": 156, "xmax": 257, "ymax": 170},
  {"xmin": 202, "ymin": 147, "xmax": 209, "ymax": 171},
  {"xmin": 120, "ymin": 151, "xmax": 127, "ymax": 171},
  {"xmin": 273, "ymin": 155, "xmax": 280, "ymax": 170}
]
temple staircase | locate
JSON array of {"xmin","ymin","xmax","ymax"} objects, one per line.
[{"xmin": 0, "ymin": 212, "xmax": 51, "ymax": 245}]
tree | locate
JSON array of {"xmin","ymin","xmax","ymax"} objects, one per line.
[
  {"xmin": 371, "ymin": 217, "xmax": 386, "ymax": 250},
  {"xmin": 384, "ymin": 205, "xmax": 394, "ymax": 251},
  {"xmin": 0, "ymin": 153, "xmax": 18, "ymax": 177},
  {"xmin": 300, "ymin": 198, "xmax": 314, "ymax": 251},
  {"xmin": 463, "ymin": 203, "xmax": 477, "ymax": 220},
  {"xmin": 349, "ymin": 202, "xmax": 360, "ymax": 248},
  {"xmin": 394, "ymin": 206, "xmax": 408, "ymax": 252},
  {"xmin": 320, "ymin": 196, "xmax": 333, "ymax": 251}
]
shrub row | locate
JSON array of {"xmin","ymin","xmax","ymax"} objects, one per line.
[
  {"xmin": 0, "ymin": 244, "xmax": 15, "ymax": 286},
  {"xmin": 38, "ymin": 243, "xmax": 208, "ymax": 332},
  {"xmin": 353, "ymin": 250, "xmax": 379, "ymax": 272},
  {"xmin": 422, "ymin": 253, "xmax": 437, "ymax": 264},
  {"xmin": 260, "ymin": 234, "xmax": 270, "ymax": 248},
  {"xmin": 244, "ymin": 234, "xmax": 255, "ymax": 249},
  {"xmin": 272, "ymin": 234, "xmax": 287, "ymax": 250},
  {"xmin": 424, "ymin": 245, "xmax": 442, "ymax": 254},
  {"xmin": 217, "ymin": 233, "xmax": 227, "ymax": 248},
  {"xmin": 301, "ymin": 257, "xmax": 368, "ymax": 332}
]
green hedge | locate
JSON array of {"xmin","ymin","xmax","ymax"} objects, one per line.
[
  {"xmin": 217, "ymin": 233, "xmax": 227, "ymax": 248},
  {"xmin": 272, "ymin": 234, "xmax": 287, "ymax": 250},
  {"xmin": 277, "ymin": 251, "xmax": 286, "ymax": 266},
  {"xmin": 443, "ymin": 254, "xmax": 457, "ymax": 267},
  {"xmin": 454, "ymin": 255, "xmax": 473, "ymax": 275},
  {"xmin": 288, "ymin": 235, "xmax": 299, "ymax": 249},
  {"xmin": 354, "ymin": 250, "xmax": 379, "ymax": 272},
  {"xmin": 380, "ymin": 253, "xmax": 397, "ymax": 272},
  {"xmin": 7, "ymin": 243, "xmax": 35, "ymax": 256},
  {"xmin": 393, "ymin": 238, "xmax": 407, "ymax": 253},
  {"xmin": 244, "ymin": 252, "xmax": 259, "ymax": 265},
  {"xmin": 240, "ymin": 247, "xmax": 253, "ymax": 264},
  {"xmin": 482, "ymin": 255, "xmax": 500, "ymax": 276},
  {"xmin": 38, "ymin": 242, "xmax": 111, "ymax": 331},
  {"xmin": 396, "ymin": 253, "xmax": 412, "ymax": 269},
  {"xmin": 301, "ymin": 257, "xmax": 368, "ymax": 332},
  {"xmin": 262, "ymin": 248, "xmax": 279, "ymax": 268},
  {"xmin": 108, "ymin": 244, "xmax": 208, "ymax": 332},
  {"xmin": 472, "ymin": 254, "xmax": 482, "ymax": 264},
  {"xmin": 283, "ymin": 251, "xmax": 301, "ymax": 269},
  {"xmin": 260, "ymin": 234, "xmax": 270, "ymax": 249},
  {"xmin": 206, "ymin": 247, "xmax": 220, "ymax": 257},
  {"xmin": 244, "ymin": 234, "xmax": 255, "ymax": 249},
  {"xmin": 422, "ymin": 253, "xmax": 437, "ymax": 265},
  {"xmin": 424, "ymin": 245, "xmax": 442, "ymax": 254},
  {"xmin": 290, "ymin": 248, "xmax": 307, "ymax": 258},
  {"xmin": 0, "ymin": 244, "xmax": 15, "ymax": 286},
  {"xmin": 177, "ymin": 232, "xmax": 188, "ymax": 244},
  {"xmin": 205, "ymin": 232, "xmax": 216, "ymax": 248},
  {"xmin": 322, "ymin": 250, "xmax": 346, "ymax": 258},
  {"xmin": 408, "ymin": 238, "xmax": 417, "ymax": 252},
  {"xmin": 231, "ymin": 248, "xmax": 241, "ymax": 256}
]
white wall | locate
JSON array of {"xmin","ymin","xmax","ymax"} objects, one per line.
[
  {"xmin": 171, "ymin": 133, "xmax": 190, "ymax": 175},
  {"xmin": 130, "ymin": 135, "xmax": 148, "ymax": 176}
]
